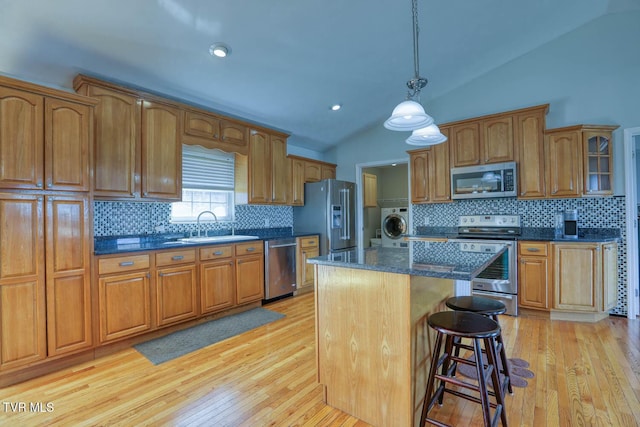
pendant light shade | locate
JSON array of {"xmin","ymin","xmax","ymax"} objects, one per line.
[
  {"xmin": 406, "ymin": 124, "xmax": 447, "ymax": 146},
  {"xmin": 384, "ymin": 100, "xmax": 434, "ymax": 131}
]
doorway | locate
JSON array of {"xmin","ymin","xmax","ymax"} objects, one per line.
[
  {"xmin": 623, "ymin": 127, "xmax": 640, "ymax": 319},
  {"xmin": 356, "ymin": 159, "xmax": 409, "ymax": 249}
]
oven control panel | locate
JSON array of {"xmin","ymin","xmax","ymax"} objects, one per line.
[
  {"xmin": 459, "ymin": 242, "xmax": 509, "ymax": 253},
  {"xmin": 458, "ymin": 215, "xmax": 520, "ymax": 227}
]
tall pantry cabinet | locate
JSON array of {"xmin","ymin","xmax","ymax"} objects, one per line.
[{"xmin": 0, "ymin": 76, "xmax": 96, "ymax": 375}]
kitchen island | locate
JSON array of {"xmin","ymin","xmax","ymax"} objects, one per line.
[{"xmin": 308, "ymin": 245, "xmax": 504, "ymax": 427}]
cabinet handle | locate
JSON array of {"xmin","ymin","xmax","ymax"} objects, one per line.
[
  {"xmin": 36, "ymin": 182, "xmax": 43, "ymax": 188},
  {"xmin": 172, "ymin": 255, "xmax": 184, "ymax": 261},
  {"xmin": 526, "ymin": 248, "xmax": 540, "ymax": 252},
  {"xmin": 214, "ymin": 251, "xmax": 223, "ymax": 255},
  {"xmin": 159, "ymin": 272, "xmax": 165, "ymax": 277},
  {"xmin": 146, "ymin": 273, "xmax": 151, "ymax": 278},
  {"xmin": 119, "ymin": 261, "xmax": 134, "ymax": 267},
  {"xmin": 245, "ymin": 247, "xmax": 255, "ymax": 252}
]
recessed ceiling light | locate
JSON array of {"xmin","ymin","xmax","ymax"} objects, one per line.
[
  {"xmin": 330, "ymin": 104, "xmax": 342, "ymax": 111},
  {"xmin": 209, "ymin": 43, "xmax": 230, "ymax": 58}
]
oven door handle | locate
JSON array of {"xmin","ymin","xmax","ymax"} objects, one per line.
[{"xmin": 473, "ymin": 290, "xmax": 515, "ymax": 300}]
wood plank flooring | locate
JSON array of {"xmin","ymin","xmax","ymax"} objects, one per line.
[{"xmin": 1, "ymin": 292, "xmax": 639, "ymax": 426}]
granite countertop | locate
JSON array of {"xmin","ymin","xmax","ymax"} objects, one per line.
[
  {"xmin": 307, "ymin": 244, "xmax": 504, "ymax": 281},
  {"xmin": 94, "ymin": 228, "xmax": 318, "ymax": 255},
  {"xmin": 412, "ymin": 226, "xmax": 620, "ymax": 243}
]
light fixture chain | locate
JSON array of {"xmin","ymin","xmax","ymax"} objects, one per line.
[{"xmin": 412, "ymin": 0, "xmax": 420, "ymax": 80}]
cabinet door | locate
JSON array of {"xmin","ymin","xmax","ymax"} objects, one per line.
[
  {"xmin": 518, "ymin": 257, "xmax": 549, "ymax": 310},
  {"xmin": 183, "ymin": 109, "xmax": 220, "ymax": 140},
  {"xmin": 45, "ymin": 195, "xmax": 92, "ymax": 356},
  {"xmin": 410, "ymin": 150, "xmax": 430, "ymax": 203},
  {"xmin": 236, "ymin": 255, "xmax": 264, "ymax": 304},
  {"xmin": 0, "ymin": 87, "xmax": 44, "ymax": 189},
  {"xmin": 201, "ymin": 260, "xmax": 235, "ymax": 314},
  {"xmin": 583, "ymin": 130, "xmax": 613, "ymax": 196},
  {"xmin": 86, "ymin": 85, "xmax": 138, "ymax": 198},
  {"xmin": 0, "ymin": 193, "xmax": 46, "ymax": 370},
  {"xmin": 321, "ymin": 165, "xmax": 336, "ymax": 180},
  {"xmin": 45, "ymin": 98, "xmax": 91, "ymax": 191},
  {"xmin": 219, "ymin": 119, "xmax": 247, "ymax": 147},
  {"xmin": 516, "ymin": 111, "xmax": 546, "ymax": 198},
  {"xmin": 99, "ymin": 271, "xmax": 151, "ymax": 342},
  {"xmin": 156, "ymin": 265, "xmax": 197, "ymax": 326},
  {"xmin": 451, "ymin": 122, "xmax": 481, "ymax": 167},
  {"xmin": 302, "ymin": 245, "xmax": 319, "ymax": 289},
  {"xmin": 553, "ymin": 243, "xmax": 598, "ymax": 312},
  {"xmin": 304, "ymin": 161, "xmax": 322, "ymax": 182},
  {"xmin": 248, "ymin": 129, "xmax": 271, "ymax": 203},
  {"xmin": 363, "ymin": 173, "xmax": 378, "ymax": 207},
  {"xmin": 602, "ymin": 243, "xmax": 618, "ymax": 310},
  {"xmin": 270, "ymin": 135, "xmax": 289, "ymax": 204},
  {"xmin": 290, "ymin": 157, "xmax": 305, "ymax": 206},
  {"xmin": 430, "ymin": 133, "xmax": 451, "ymax": 202},
  {"xmin": 546, "ymin": 131, "xmax": 582, "ymax": 198},
  {"xmin": 141, "ymin": 100, "xmax": 181, "ymax": 200},
  {"xmin": 482, "ymin": 115, "xmax": 513, "ymax": 163}
]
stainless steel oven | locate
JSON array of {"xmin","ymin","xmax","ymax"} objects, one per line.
[{"xmin": 455, "ymin": 215, "xmax": 521, "ymax": 316}]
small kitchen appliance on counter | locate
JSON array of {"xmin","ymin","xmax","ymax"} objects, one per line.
[{"xmin": 562, "ymin": 209, "xmax": 579, "ymax": 239}]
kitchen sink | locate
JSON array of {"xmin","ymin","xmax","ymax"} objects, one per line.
[{"xmin": 178, "ymin": 235, "xmax": 260, "ymax": 244}]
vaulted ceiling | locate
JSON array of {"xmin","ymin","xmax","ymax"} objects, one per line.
[{"xmin": 0, "ymin": 0, "xmax": 633, "ymax": 152}]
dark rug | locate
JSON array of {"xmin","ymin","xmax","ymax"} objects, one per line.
[
  {"xmin": 134, "ymin": 308, "xmax": 285, "ymax": 365},
  {"xmin": 456, "ymin": 355, "xmax": 534, "ymax": 388}
]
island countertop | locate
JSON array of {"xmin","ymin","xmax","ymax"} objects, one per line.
[{"xmin": 308, "ymin": 243, "xmax": 504, "ymax": 281}]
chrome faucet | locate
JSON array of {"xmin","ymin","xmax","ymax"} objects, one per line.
[{"xmin": 196, "ymin": 210, "xmax": 218, "ymax": 237}]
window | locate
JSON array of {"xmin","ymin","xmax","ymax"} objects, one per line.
[{"xmin": 171, "ymin": 145, "xmax": 235, "ymax": 223}]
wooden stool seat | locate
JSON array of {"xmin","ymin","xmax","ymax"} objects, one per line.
[{"xmin": 420, "ymin": 311, "xmax": 508, "ymax": 427}]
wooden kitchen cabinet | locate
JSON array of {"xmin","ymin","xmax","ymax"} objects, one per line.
[
  {"xmin": 289, "ymin": 156, "xmax": 305, "ymax": 206},
  {"xmin": 200, "ymin": 258, "xmax": 235, "ymax": 314},
  {"xmin": 516, "ymin": 106, "xmax": 548, "ymax": 199},
  {"xmin": 518, "ymin": 241, "xmax": 550, "ymax": 311},
  {"xmin": 545, "ymin": 124, "xmax": 618, "ymax": 198},
  {"xmin": 409, "ymin": 132, "xmax": 451, "ymax": 204},
  {"xmin": 183, "ymin": 108, "xmax": 248, "ymax": 155},
  {"xmin": 321, "ymin": 164, "xmax": 336, "ymax": 180},
  {"xmin": 304, "ymin": 159, "xmax": 336, "ymax": 182},
  {"xmin": 45, "ymin": 195, "xmax": 92, "ymax": 356},
  {"xmin": 552, "ymin": 242, "xmax": 618, "ymax": 321},
  {"xmin": 0, "ymin": 193, "xmax": 46, "ymax": 370},
  {"xmin": 450, "ymin": 113, "xmax": 515, "ymax": 167},
  {"xmin": 74, "ymin": 75, "xmax": 181, "ymax": 201},
  {"xmin": 450, "ymin": 121, "xmax": 482, "ymax": 167},
  {"xmin": 241, "ymin": 128, "xmax": 290, "ymax": 205},
  {"xmin": 0, "ymin": 81, "xmax": 94, "ymax": 192},
  {"xmin": 235, "ymin": 241, "xmax": 264, "ymax": 304},
  {"xmin": 482, "ymin": 115, "xmax": 514, "ymax": 164},
  {"xmin": 363, "ymin": 173, "xmax": 378, "ymax": 207},
  {"xmin": 296, "ymin": 235, "xmax": 319, "ymax": 294},
  {"xmin": 97, "ymin": 254, "xmax": 152, "ymax": 343},
  {"xmin": 155, "ymin": 249, "xmax": 197, "ymax": 327}
]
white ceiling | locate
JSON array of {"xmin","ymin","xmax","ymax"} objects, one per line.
[{"xmin": 0, "ymin": 0, "xmax": 633, "ymax": 152}]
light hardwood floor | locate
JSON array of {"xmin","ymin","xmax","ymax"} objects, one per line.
[{"xmin": 1, "ymin": 292, "xmax": 639, "ymax": 426}]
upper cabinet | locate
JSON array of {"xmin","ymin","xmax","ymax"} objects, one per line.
[
  {"xmin": 450, "ymin": 122, "xmax": 482, "ymax": 167},
  {"xmin": 449, "ymin": 111, "xmax": 515, "ymax": 167},
  {"xmin": 408, "ymin": 128, "xmax": 451, "ymax": 204},
  {"xmin": 515, "ymin": 106, "xmax": 548, "ymax": 199},
  {"xmin": 182, "ymin": 108, "xmax": 248, "ymax": 155},
  {"xmin": 74, "ymin": 75, "xmax": 181, "ymax": 201},
  {"xmin": 0, "ymin": 80, "xmax": 95, "ymax": 192},
  {"xmin": 363, "ymin": 173, "xmax": 378, "ymax": 207},
  {"xmin": 287, "ymin": 156, "xmax": 337, "ymax": 206},
  {"xmin": 545, "ymin": 124, "xmax": 618, "ymax": 198}
]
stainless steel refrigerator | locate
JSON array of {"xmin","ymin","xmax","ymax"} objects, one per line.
[{"xmin": 293, "ymin": 179, "xmax": 356, "ymax": 255}]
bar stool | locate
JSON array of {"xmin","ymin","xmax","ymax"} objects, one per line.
[
  {"xmin": 445, "ymin": 296, "xmax": 513, "ymax": 396},
  {"xmin": 420, "ymin": 311, "xmax": 507, "ymax": 427}
]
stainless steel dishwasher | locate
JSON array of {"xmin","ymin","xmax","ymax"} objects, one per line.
[{"xmin": 264, "ymin": 238, "xmax": 297, "ymax": 301}]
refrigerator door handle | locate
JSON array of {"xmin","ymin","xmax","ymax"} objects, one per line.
[
  {"xmin": 340, "ymin": 189, "xmax": 348, "ymax": 240},
  {"xmin": 345, "ymin": 188, "xmax": 351, "ymax": 240}
]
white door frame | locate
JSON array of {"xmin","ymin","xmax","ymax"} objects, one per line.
[
  {"xmin": 623, "ymin": 126, "xmax": 640, "ymax": 319},
  {"xmin": 355, "ymin": 158, "xmax": 410, "ymax": 251}
]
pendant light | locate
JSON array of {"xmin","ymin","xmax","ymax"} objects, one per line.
[{"xmin": 384, "ymin": 0, "xmax": 446, "ymax": 145}]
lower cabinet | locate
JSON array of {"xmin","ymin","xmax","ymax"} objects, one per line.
[
  {"xmin": 156, "ymin": 265, "xmax": 197, "ymax": 327},
  {"xmin": 200, "ymin": 245, "xmax": 235, "ymax": 314},
  {"xmin": 235, "ymin": 241, "xmax": 264, "ymax": 304},
  {"xmin": 296, "ymin": 235, "xmax": 319, "ymax": 293},
  {"xmin": 518, "ymin": 242, "xmax": 550, "ymax": 311},
  {"xmin": 517, "ymin": 241, "xmax": 618, "ymax": 320}
]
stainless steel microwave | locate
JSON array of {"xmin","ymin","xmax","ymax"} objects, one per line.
[{"xmin": 450, "ymin": 161, "xmax": 517, "ymax": 199}]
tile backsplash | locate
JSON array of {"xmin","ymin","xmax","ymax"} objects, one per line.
[
  {"xmin": 413, "ymin": 196, "xmax": 628, "ymax": 317},
  {"xmin": 94, "ymin": 201, "xmax": 293, "ymax": 237}
]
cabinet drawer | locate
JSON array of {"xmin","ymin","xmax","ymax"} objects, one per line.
[
  {"xmin": 156, "ymin": 249, "xmax": 196, "ymax": 267},
  {"xmin": 299, "ymin": 236, "xmax": 319, "ymax": 249},
  {"xmin": 98, "ymin": 254, "xmax": 150, "ymax": 275},
  {"xmin": 518, "ymin": 242, "xmax": 548, "ymax": 256},
  {"xmin": 200, "ymin": 245, "xmax": 233, "ymax": 261},
  {"xmin": 235, "ymin": 241, "xmax": 264, "ymax": 257}
]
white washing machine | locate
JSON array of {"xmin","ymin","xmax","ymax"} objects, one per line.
[{"xmin": 381, "ymin": 207, "xmax": 409, "ymax": 248}]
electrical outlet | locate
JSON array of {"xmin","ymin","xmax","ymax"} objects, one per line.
[
  {"xmin": 424, "ymin": 217, "xmax": 430, "ymax": 226},
  {"xmin": 264, "ymin": 218, "xmax": 270, "ymax": 227}
]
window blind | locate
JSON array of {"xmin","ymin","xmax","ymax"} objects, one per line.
[{"xmin": 182, "ymin": 144, "xmax": 235, "ymax": 190}]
